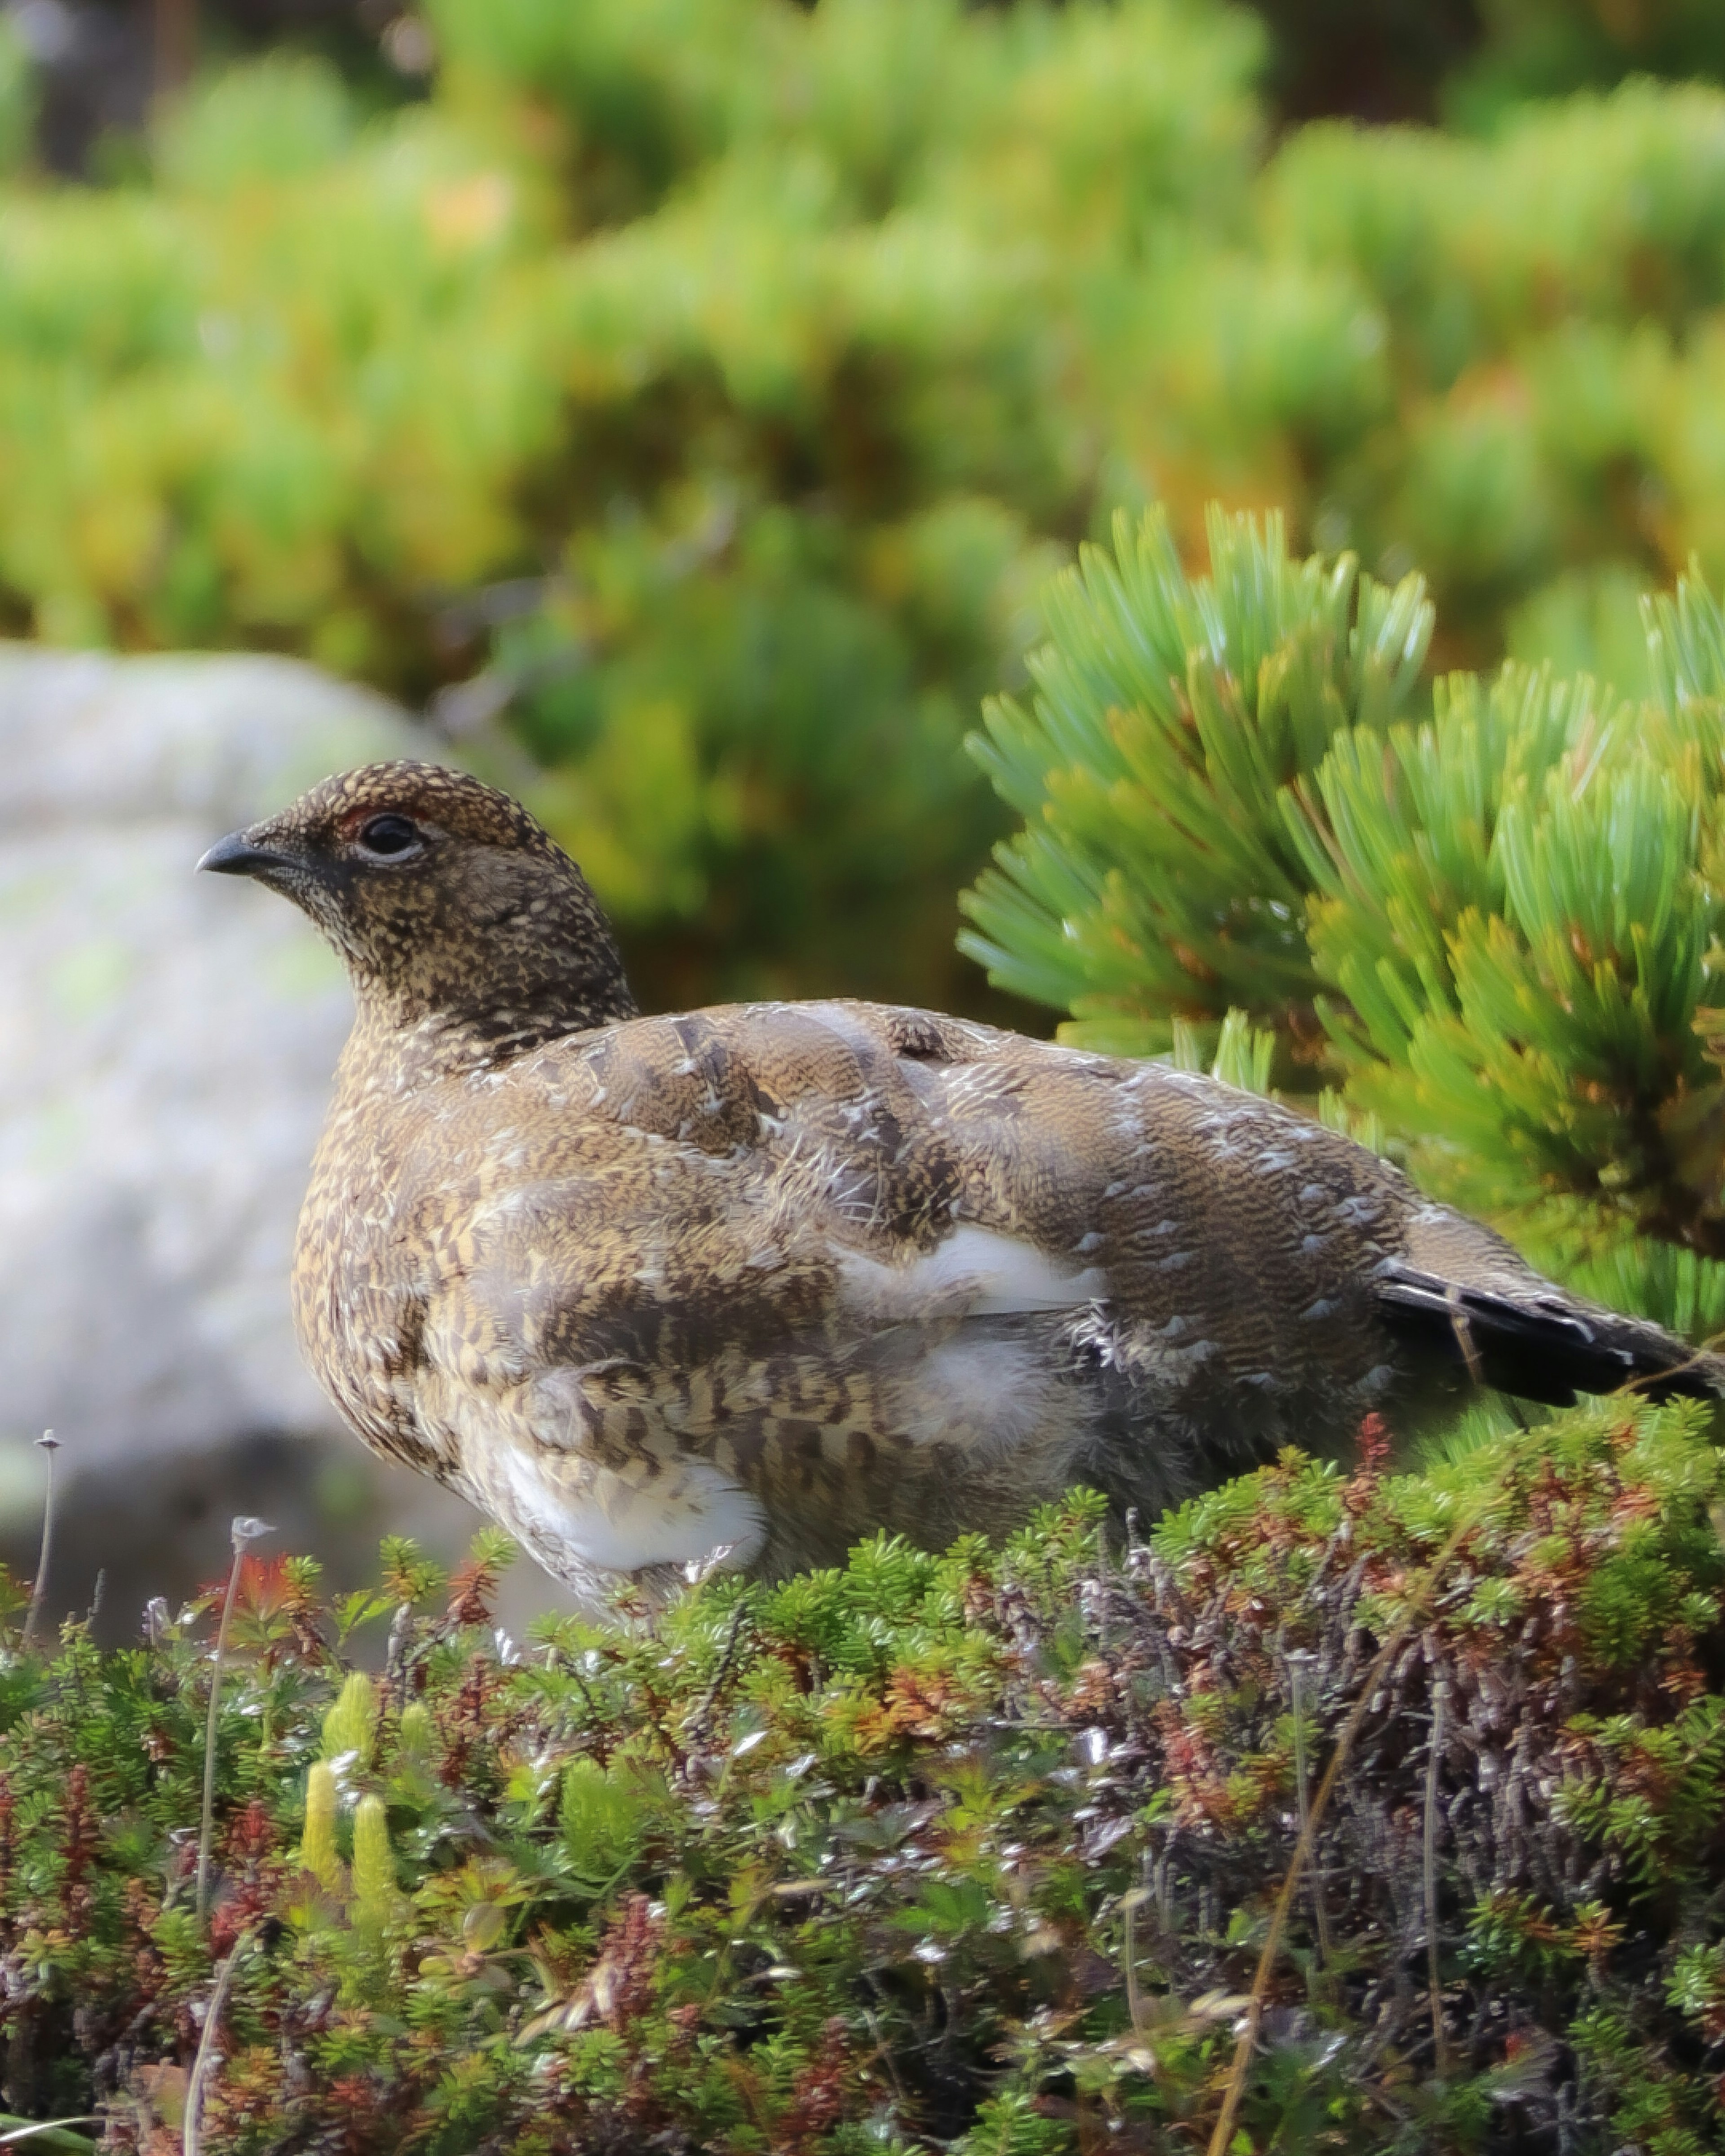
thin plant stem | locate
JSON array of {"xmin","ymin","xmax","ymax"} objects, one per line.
[
  {"xmin": 22, "ymin": 1433, "xmax": 59, "ymax": 1651},
  {"xmin": 1424, "ymin": 1678, "xmax": 1450, "ymax": 2076},
  {"xmin": 1287, "ymin": 1650, "xmax": 1333, "ymax": 1968},
  {"xmin": 183, "ymin": 1930, "xmax": 250, "ymax": 2156},
  {"xmin": 1122, "ymin": 1886, "xmax": 1147, "ymax": 2030},
  {"xmin": 861, "ymin": 2006, "xmax": 909, "ymax": 2111},
  {"xmin": 1205, "ymin": 1503, "xmax": 1481, "ymax": 2156},
  {"xmin": 195, "ymin": 1517, "xmax": 272, "ymax": 1929},
  {"xmin": 0, "ymin": 2118, "xmax": 99, "ymax": 2152},
  {"xmin": 689, "ymin": 1596, "xmax": 750, "ymax": 1742}
]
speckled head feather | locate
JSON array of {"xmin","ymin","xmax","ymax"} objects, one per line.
[{"xmin": 201, "ymin": 760, "xmax": 638, "ymax": 1062}]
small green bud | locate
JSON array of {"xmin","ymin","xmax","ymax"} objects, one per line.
[
  {"xmin": 299, "ymin": 1760, "xmax": 342, "ymax": 1891},
  {"xmin": 398, "ymin": 1700, "xmax": 434, "ymax": 1757},
  {"xmin": 351, "ymin": 1793, "xmax": 399, "ymax": 1926},
  {"xmin": 321, "ymin": 1670, "xmax": 377, "ymax": 1762}
]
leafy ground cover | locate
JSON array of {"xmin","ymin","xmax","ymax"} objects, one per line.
[{"xmin": 0, "ymin": 1398, "xmax": 1722, "ymax": 2152}]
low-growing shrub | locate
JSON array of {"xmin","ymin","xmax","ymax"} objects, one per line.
[{"xmin": 1, "ymin": 1398, "xmax": 1722, "ymax": 2150}]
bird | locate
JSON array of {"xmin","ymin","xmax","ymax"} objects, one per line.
[{"xmin": 200, "ymin": 760, "xmax": 1722, "ymax": 1606}]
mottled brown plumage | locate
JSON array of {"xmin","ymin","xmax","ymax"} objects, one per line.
[{"xmin": 201, "ymin": 761, "xmax": 1722, "ymax": 1604}]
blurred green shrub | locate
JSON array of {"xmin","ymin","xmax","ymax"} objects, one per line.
[
  {"xmin": 0, "ymin": 1, "xmax": 1267, "ymax": 1012},
  {"xmin": 1249, "ymin": 0, "xmax": 1725, "ymax": 130},
  {"xmin": 1447, "ymin": 0, "xmax": 1725, "ymax": 127},
  {"xmin": 0, "ymin": 19, "xmax": 35, "ymax": 180},
  {"xmin": 10, "ymin": 4, "xmax": 1725, "ymax": 1013},
  {"xmin": 963, "ymin": 504, "xmax": 1725, "ymax": 1335}
]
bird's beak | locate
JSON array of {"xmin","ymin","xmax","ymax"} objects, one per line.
[{"xmin": 197, "ymin": 828, "xmax": 294, "ymax": 878}]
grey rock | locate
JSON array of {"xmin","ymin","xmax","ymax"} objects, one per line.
[{"xmin": 0, "ymin": 646, "xmax": 562, "ymax": 1636}]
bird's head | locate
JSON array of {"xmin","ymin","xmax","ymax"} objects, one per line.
[{"xmin": 200, "ymin": 761, "xmax": 637, "ymax": 1052}]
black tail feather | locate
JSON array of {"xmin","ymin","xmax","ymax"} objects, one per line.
[{"xmin": 1374, "ymin": 1262, "xmax": 1719, "ymax": 1408}]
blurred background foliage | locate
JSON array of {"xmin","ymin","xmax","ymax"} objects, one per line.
[{"xmin": 9, "ymin": 0, "xmax": 1725, "ymax": 1016}]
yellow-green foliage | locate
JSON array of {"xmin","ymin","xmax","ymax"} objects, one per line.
[
  {"xmin": 397, "ymin": 1700, "xmax": 433, "ymax": 1757},
  {"xmin": 560, "ymin": 1753, "xmax": 652, "ymax": 1896},
  {"xmin": 15, "ymin": 5, "xmax": 1725, "ymax": 1010},
  {"xmin": 1447, "ymin": 0, "xmax": 1725, "ymax": 128},
  {"xmin": 0, "ymin": 1, "xmax": 1259, "ymax": 1012}
]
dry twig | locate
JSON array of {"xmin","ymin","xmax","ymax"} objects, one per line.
[
  {"xmin": 1425, "ymin": 1677, "xmax": 1450, "ymax": 2075},
  {"xmin": 22, "ymin": 1433, "xmax": 60, "ymax": 1651},
  {"xmin": 184, "ymin": 1930, "xmax": 252, "ymax": 2156},
  {"xmin": 195, "ymin": 1516, "xmax": 273, "ymax": 1927},
  {"xmin": 1205, "ymin": 1503, "xmax": 1482, "ymax": 2156}
]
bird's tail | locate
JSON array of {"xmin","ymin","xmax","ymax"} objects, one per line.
[{"xmin": 1373, "ymin": 1257, "xmax": 1725, "ymax": 1409}]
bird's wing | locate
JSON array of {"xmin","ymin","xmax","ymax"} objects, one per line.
[
  {"xmin": 437, "ymin": 995, "xmax": 1416, "ymax": 1371},
  {"xmin": 456, "ymin": 996, "xmax": 1421, "ymax": 1434}
]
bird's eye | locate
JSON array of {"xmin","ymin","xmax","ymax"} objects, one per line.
[{"xmin": 355, "ymin": 813, "xmax": 422, "ymax": 859}]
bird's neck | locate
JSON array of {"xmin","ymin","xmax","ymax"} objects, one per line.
[{"xmin": 345, "ymin": 936, "xmax": 641, "ymax": 1085}]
